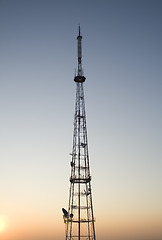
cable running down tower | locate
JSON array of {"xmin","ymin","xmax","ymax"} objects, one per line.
[{"xmin": 62, "ymin": 27, "xmax": 96, "ymax": 240}]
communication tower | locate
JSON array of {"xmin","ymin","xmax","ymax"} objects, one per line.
[{"xmin": 62, "ymin": 26, "xmax": 96, "ymax": 240}]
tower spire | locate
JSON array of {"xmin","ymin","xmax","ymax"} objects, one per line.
[
  {"xmin": 77, "ymin": 25, "xmax": 83, "ymax": 76},
  {"xmin": 75, "ymin": 25, "xmax": 86, "ymax": 82}
]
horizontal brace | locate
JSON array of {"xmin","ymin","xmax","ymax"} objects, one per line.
[
  {"xmin": 69, "ymin": 219, "xmax": 95, "ymax": 223},
  {"xmin": 67, "ymin": 236, "xmax": 94, "ymax": 238},
  {"xmin": 70, "ymin": 176, "xmax": 91, "ymax": 183},
  {"xmin": 71, "ymin": 205, "xmax": 91, "ymax": 209}
]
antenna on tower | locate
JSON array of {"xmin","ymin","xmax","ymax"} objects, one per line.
[{"xmin": 74, "ymin": 25, "xmax": 86, "ymax": 83}]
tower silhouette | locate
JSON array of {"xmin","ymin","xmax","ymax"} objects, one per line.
[{"xmin": 62, "ymin": 26, "xmax": 96, "ymax": 240}]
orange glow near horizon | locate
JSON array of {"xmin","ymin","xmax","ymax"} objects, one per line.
[
  {"xmin": 0, "ymin": 212, "xmax": 64, "ymax": 240},
  {"xmin": 1, "ymin": 211, "xmax": 161, "ymax": 240},
  {"xmin": 97, "ymin": 214, "xmax": 162, "ymax": 240},
  {"xmin": 0, "ymin": 215, "xmax": 8, "ymax": 233}
]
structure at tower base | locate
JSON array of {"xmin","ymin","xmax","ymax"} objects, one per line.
[{"xmin": 62, "ymin": 26, "xmax": 96, "ymax": 240}]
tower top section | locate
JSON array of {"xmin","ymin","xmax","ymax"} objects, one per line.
[
  {"xmin": 78, "ymin": 25, "xmax": 81, "ymax": 38},
  {"xmin": 74, "ymin": 26, "xmax": 86, "ymax": 83}
]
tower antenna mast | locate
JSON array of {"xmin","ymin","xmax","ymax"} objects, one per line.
[
  {"xmin": 77, "ymin": 25, "xmax": 83, "ymax": 76},
  {"xmin": 62, "ymin": 26, "xmax": 96, "ymax": 240}
]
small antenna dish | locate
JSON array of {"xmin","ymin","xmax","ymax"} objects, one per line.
[{"xmin": 62, "ymin": 208, "xmax": 68, "ymax": 218}]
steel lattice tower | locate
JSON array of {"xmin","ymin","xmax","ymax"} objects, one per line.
[{"xmin": 62, "ymin": 27, "xmax": 96, "ymax": 240}]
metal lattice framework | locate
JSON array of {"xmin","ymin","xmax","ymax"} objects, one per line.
[{"xmin": 62, "ymin": 27, "xmax": 96, "ymax": 240}]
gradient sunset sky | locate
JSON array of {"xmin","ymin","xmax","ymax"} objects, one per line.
[{"xmin": 1, "ymin": 0, "xmax": 162, "ymax": 240}]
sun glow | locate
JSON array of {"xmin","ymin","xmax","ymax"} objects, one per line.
[{"xmin": 0, "ymin": 215, "xmax": 7, "ymax": 232}]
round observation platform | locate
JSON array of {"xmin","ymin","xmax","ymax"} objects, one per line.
[{"xmin": 74, "ymin": 75, "xmax": 86, "ymax": 83}]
